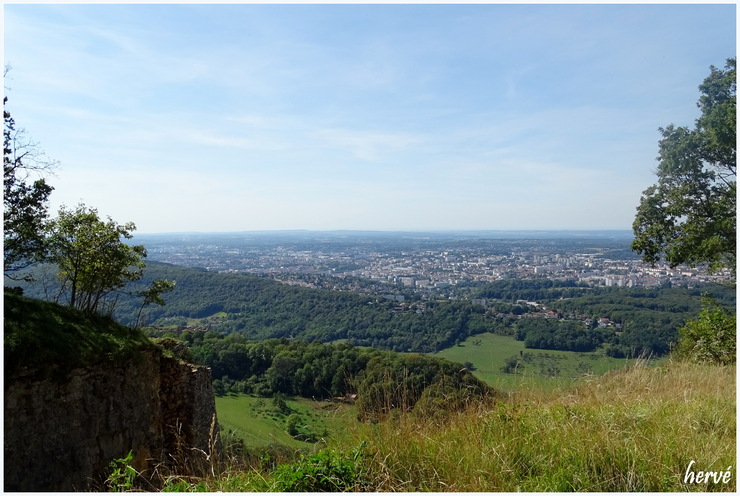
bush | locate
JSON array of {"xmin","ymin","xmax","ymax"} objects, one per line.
[
  {"xmin": 673, "ymin": 297, "xmax": 736, "ymax": 365},
  {"xmin": 270, "ymin": 444, "xmax": 369, "ymax": 492}
]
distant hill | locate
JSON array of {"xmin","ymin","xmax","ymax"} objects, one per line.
[
  {"xmin": 114, "ymin": 262, "xmax": 500, "ymax": 353},
  {"xmin": 11, "ymin": 262, "xmax": 500, "ymax": 353}
]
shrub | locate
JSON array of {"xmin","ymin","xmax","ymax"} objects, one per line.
[
  {"xmin": 270, "ymin": 444, "xmax": 369, "ymax": 492},
  {"xmin": 673, "ymin": 296, "xmax": 736, "ymax": 365}
]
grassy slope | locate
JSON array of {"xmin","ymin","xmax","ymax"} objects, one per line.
[
  {"xmin": 216, "ymin": 395, "xmax": 350, "ymax": 450},
  {"xmin": 186, "ymin": 361, "xmax": 735, "ymax": 492},
  {"xmin": 336, "ymin": 360, "xmax": 736, "ymax": 492},
  {"xmin": 4, "ymin": 291, "xmax": 155, "ymax": 380},
  {"xmin": 436, "ymin": 331, "xmax": 638, "ymax": 391}
]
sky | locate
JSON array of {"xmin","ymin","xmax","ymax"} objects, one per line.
[{"xmin": 3, "ymin": 2, "xmax": 737, "ymax": 233}]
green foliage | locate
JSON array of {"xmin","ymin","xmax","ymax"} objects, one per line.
[
  {"xmin": 145, "ymin": 362, "xmax": 735, "ymax": 492},
  {"xmin": 47, "ymin": 203, "xmax": 147, "ymax": 316},
  {"xmin": 270, "ymin": 443, "xmax": 369, "ymax": 492},
  {"xmin": 285, "ymin": 413, "xmax": 301, "ymax": 437},
  {"xmin": 633, "ymin": 58, "xmax": 736, "ymax": 275},
  {"xmin": 514, "ymin": 318, "xmax": 608, "ymax": 352},
  {"xmin": 104, "ymin": 262, "xmax": 498, "ymax": 353},
  {"xmin": 134, "ymin": 278, "xmax": 176, "ymax": 328},
  {"xmin": 271, "ymin": 392, "xmax": 291, "ymax": 415},
  {"xmin": 500, "ymin": 355, "xmax": 525, "ymax": 375},
  {"xmin": 339, "ymin": 362, "xmax": 735, "ymax": 492},
  {"xmin": 21, "ymin": 262, "xmax": 730, "ymax": 358},
  {"xmin": 215, "ymin": 394, "xmax": 335, "ymax": 451},
  {"xmin": 355, "ymin": 352, "xmax": 494, "ymax": 421},
  {"xmin": 673, "ymin": 297, "xmax": 736, "ymax": 365},
  {"xmin": 544, "ymin": 284, "xmax": 734, "ymax": 356},
  {"xmin": 105, "ymin": 450, "xmax": 137, "ymax": 492},
  {"xmin": 173, "ymin": 332, "xmax": 494, "ymax": 420}
]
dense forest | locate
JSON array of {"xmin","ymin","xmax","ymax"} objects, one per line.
[
  {"xmin": 158, "ymin": 332, "xmax": 493, "ymax": 421},
  {"xmin": 474, "ymin": 278, "xmax": 735, "ymax": 357},
  {"xmin": 14, "ymin": 262, "xmax": 734, "ymax": 357},
  {"xmin": 103, "ymin": 262, "xmax": 500, "ymax": 353}
]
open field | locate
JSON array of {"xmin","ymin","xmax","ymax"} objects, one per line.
[
  {"xmin": 215, "ymin": 394, "xmax": 353, "ymax": 449},
  {"xmin": 435, "ymin": 332, "xmax": 648, "ymax": 391}
]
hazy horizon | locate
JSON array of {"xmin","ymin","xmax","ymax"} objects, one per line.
[{"xmin": 132, "ymin": 227, "xmax": 635, "ymax": 237}]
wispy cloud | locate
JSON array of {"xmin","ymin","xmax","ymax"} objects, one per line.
[
  {"xmin": 312, "ymin": 128, "xmax": 422, "ymax": 161},
  {"xmin": 5, "ymin": 4, "xmax": 735, "ymax": 232}
]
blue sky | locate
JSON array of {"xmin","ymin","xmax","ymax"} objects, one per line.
[{"xmin": 3, "ymin": 3, "xmax": 736, "ymax": 233}]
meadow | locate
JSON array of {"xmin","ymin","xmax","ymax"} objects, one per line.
[
  {"xmin": 333, "ymin": 360, "xmax": 736, "ymax": 492},
  {"xmin": 214, "ymin": 331, "xmax": 663, "ymax": 452},
  {"xmin": 436, "ymin": 331, "xmax": 641, "ymax": 391},
  {"xmin": 216, "ymin": 394, "xmax": 353, "ymax": 451}
]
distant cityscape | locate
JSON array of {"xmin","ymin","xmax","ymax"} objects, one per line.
[{"xmin": 136, "ymin": 231, "xmax": 731, "ymax": 300}]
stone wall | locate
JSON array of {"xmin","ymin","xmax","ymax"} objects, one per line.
[{"xmin": 4, "ymin": 347, "xmax": 219, "ymax": 491}]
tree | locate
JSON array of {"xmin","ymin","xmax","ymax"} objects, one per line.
[
  {"xmin": 632, "ymin": 59, "xmax": 736, "ymax": 276},
  {"xmin": 4, "ymin": 79, "xmax": 57, "ymax": 279},
  {"xmin": 47, "ymin": 203, "xmax": 147, "ymax": 316}
]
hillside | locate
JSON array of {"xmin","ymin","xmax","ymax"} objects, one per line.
[
  {"xmin": 4, "ymin": 290, "xmax": 155, "ymax": 380},
  {"xmin": 17, "ymin": 262, "xmax": 733, "ymax": 358},
  {"xmin": 336, "ymin": 360, "xmax": 736, "ymax": 491},
  {"xmin": 154, "ymin": 360, "xmax": 737, "ymax": 492},
  {"xmin": 15, "ymin": 262, "xmax": 500, "ymax": 353}
]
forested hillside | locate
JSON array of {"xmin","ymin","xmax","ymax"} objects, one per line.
[
  {"xmin": 112, "ymin": 263, "xmax": 498, "ymax": 353},
  {"xmin": 476, "ymin": 278, "xmax": 734, "ymax": 356},
  {"xmin": 15, "ymin": 262, "xmax": 734, "ymax": 356},
  {"xmin": 163, "ymin": 332, "xmax": 493, "ymax": 421}
]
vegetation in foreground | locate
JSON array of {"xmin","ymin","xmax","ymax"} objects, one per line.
[{"xmin": 111, "ymin": 360, "xmax": 734, "ymax": 492}]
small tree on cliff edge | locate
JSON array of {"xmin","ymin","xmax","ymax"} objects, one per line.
[
  {"xmin": 47, "ymin": 203, "xmax": 147, "ymax": 316},
  {"xmin": 632, "ymin": 58, "xmax": 736, "ymax": 277},
  {"xmin": 48, "ymin": 203, "xmax": 177, "ymax": 318}
]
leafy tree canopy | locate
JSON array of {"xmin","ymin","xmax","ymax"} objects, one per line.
[
  {"xmin": 47, "ymin": 203, "xmax": 147, "ymax": 316},
  {"xmin": 632, "ymin": 58, "xmax": 736, "ymax": 276}
]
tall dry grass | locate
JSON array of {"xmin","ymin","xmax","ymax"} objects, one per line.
[
  {"xmin": 137, "ymin": 360, "xmax": 734, "ymax": 492},
  {"xmin": 337, "ymin": 360, "xmax": 736, "ymax": 491}
]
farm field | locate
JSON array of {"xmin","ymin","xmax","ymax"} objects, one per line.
[{"xmin": 435, "ymin": 332, "xmax": 646, "ymax": 391}]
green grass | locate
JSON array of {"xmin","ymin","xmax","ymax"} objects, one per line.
[
  {"xmin": 184, "ymin": 311, "xmax": 227, "ymax": 327},
  {"xmin": 436, "ymin": 332, "xmax": 642, "ymax": 391},
  {"xmin": 336, "ymin": 360, "xmax": 736, "ymax": 492},
  {"xmin": 216, "ymin": 394, "xmax": 352, "ymax": 449},
  {"xmin": 159, "ymin": 360, "xmax": 735, "ymax": 492},
  {"xmin": 4, "ymin": 291, "xmax": 155, "ymax": 379}
]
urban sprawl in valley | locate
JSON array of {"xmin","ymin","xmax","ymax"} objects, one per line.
[{"xmin": 136, "ymin": 231, "xmax": 731, "ymax": 301}]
